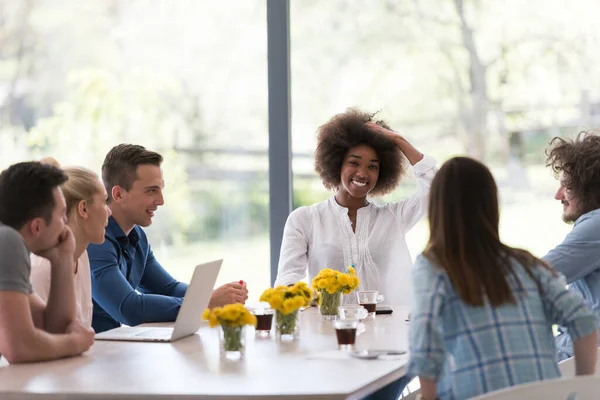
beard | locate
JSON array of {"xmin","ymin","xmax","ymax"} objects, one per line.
[{"xmin": 561, "ymin": 202, "xmax": 582, "ymax": 224}]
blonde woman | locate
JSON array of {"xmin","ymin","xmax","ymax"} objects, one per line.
[{"xmin": 30, "ymin": 157, "xmax": 111, "ymax": 327}]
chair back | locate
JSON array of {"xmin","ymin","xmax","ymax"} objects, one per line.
[
  {"xmin": 471, "ymin": 376, "xmax": 600, "ymax": 400},
  {"xmin": 558, "ymin": 347, "xmax": 600, "ymax": 377}
]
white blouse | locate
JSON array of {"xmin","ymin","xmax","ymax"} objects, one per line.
[{"xmin": 274, "ymin": 155, "xmax": 437, "ymax": 307}]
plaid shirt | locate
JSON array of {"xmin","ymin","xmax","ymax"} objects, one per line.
[{"xmin": 406, "ymin": 254, "xmax": 597, "ymax": 400}]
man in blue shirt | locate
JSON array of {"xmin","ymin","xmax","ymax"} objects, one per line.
[
  {"xmin": 88, "ymin": 144, "xmax": 248, "ymax": 333},
  {"xmin": 543, "ymin": 132, "xmax": 600, "ymax": 361}
]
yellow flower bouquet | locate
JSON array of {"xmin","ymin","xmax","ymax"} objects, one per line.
[
  {"xmin": 312, "ymin": 266, "xmax": 360, "ymax": 319},
  {"xmin": 260, "ymin": 282, "xmax": 312, "ymax": 340},
  {"xmin": 202, "ymin": 303, "xmax": 257, "ymax": 359}
]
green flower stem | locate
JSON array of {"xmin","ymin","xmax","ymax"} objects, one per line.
[
  {"xmin": 276, "ymin": 309, "xmax": 298, "ymax": 335},
  {"xmin": 319, "ymin": 290, "xmax": 341, "ymax": 316},
  {"xmin": 221, "ymin": 324, "xmax": 243, "ymax": 352}
]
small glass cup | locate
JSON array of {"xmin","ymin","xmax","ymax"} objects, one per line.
[
  {"xmin": 356, "ymin": 290, "xmax": 383, "ymax": 317},
  {"xmin": 338, "ymin": 305, "xmax": 368, "ymax": 321},
  {"xmin": 275, "ymin": 309, "xmax": 300, "ymax": 342},
  {"xmin": 334, "ymin": 319, "xmax": 359, "ymax": 351},
  {"xmin": 251, "ymin": 308, "xmax": 274, "ymax": 338},
  {"xmin": 220, "ymin": 325, "xmax": 245, "ymax": 361}
]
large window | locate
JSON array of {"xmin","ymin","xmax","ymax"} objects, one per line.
[
  {"xmin": 289, "ymin": 0, "xmax": 600, "ymax": 260},
  {"xmin": 0, "ymin": 0, "xmax": 270, "ymax": 300},
  {"xmin": 4, "ymin": 0, "xmax": 600, "ymax": 298}
]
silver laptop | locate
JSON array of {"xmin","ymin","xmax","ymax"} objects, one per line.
[{"xmin": 94, "ymin": 259, "xmax": 222, "ymax": 342}]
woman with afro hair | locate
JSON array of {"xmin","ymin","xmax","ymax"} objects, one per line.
[{"xmin": 274, "ymin": 108, "xmax": 437, "ymax": 308}]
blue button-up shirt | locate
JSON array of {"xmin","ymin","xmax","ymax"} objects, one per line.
[
  {"xmin": 407, "ymin": 254, "xmax": 596, "ymax": 399},
  {"xmin": 543, "ymin": 208, "xmax": 600, "ymax": 360},
  {"xmin": 88, "ymin": 216, "xmax": 188, "ymax": 333}
]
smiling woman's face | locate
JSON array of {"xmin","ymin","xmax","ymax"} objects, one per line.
[{"xmin": 338, "ymin": 144, "xmax": 380, "ymax": 199}]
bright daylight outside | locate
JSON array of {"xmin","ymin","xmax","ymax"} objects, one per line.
[{"xmin": 1, "ymin": 0, "xmax": 599, "ymax": 302}]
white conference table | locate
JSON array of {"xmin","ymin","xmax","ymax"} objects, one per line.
[{"xmin": 0, "ymin": 306, "xmax": 411, "ymax": 400}]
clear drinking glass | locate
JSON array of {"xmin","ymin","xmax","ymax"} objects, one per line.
[
  {"xmin": 334, "ymin": 319, "xmax": 359, "ymax": 351},
  {"xmin": 356, "ymin": 290, "xmax": 383, "ymax": 317},
  {"xmin": 338, "ymin": 305, "xmax": 368, "ymax": 320},
  {"xmin": 251, "ymin": 308, "xmax": 274, "ymax": 338}
]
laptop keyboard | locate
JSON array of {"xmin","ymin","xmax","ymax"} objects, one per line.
[{"xmin": 134, "ymin": 329, "xmax": 173, "ymax": 340}]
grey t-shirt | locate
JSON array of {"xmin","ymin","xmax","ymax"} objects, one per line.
[
  {"xmin": 0, "ymin": 222, "xmax": 33, "ymax": 294},
  {"xmin": 0, "ymin": 222, "xmax": 33, "ymax": 361}
]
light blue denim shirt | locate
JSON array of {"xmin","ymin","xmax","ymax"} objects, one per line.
[
  {"xmin": 407, "ymin": 254, "xmax": 596, "ymax": 399},
  {"xmin": 543, "ymin": 208, "xmax": 600, "ymax": 360}
]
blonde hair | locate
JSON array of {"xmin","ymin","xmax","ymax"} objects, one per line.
[{"xmin": 40, "ymin": 157, "xmax": 102, "ymax": 216}]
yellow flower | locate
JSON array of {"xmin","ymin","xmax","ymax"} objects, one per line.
[
  {"xmin": 293, "ymin": 296, "xmax": 305, "ymax": 309},
  {"xmin": 259, "ymin": 288, "xmax": 274, "ymax": 303},
  {"xmin": 243, "ymin": 312, "xmax": 257, "ymax": 326},
  {"xmin": 259, "ymin": 282, "xmax": 314, "ymax": 314},
  {"xmin": 338, "ymin": 274, "xmax": 350, "ymax": 287},
  {"xmin": 281, "ymin": 298, "xmax": 294, "ymax": 314},
  {"xmin": 203, "ymin": 304, "xmax": 256, "ymax": 329},
  {"xmin": 270, "ymin": 293, "xmax": 284, "ymax": 310},
  {"xmin": 312, "ymin": 266, "xmax": 360, "ymax": 295},
  {"xmin": 208, "ymin": 313, "xmax": 219, "ymax": 328}
]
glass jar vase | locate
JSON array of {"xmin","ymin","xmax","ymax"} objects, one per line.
[{"xmin": 275, "ymin": 309, "xmax": 300, "ymax": 342}]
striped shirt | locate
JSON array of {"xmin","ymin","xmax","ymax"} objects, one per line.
[{"xmin": 407, "ymin": 254, "xmax": 596, "ymax": 399}]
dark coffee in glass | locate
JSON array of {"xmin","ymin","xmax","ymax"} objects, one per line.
[
  {"xmin": 334, "ymin": 319, "xmax": 359, "ymax": 350},
  {"xmin": 335, "ymin": 328, "xmax": 357, "ymax": 345},
  {"xmin": 251, "ymin": 308, "xmax": 275, "ymax": 337},
  {"xmin": 360, "ymin": 303, "xmax": 376, "ymax": 313},
  {"xmin": 255, "ymin": 313, "xmax": 273, "ymax": 331}
]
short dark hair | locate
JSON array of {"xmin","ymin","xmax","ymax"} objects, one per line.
[
  {"xmin": 0, "ymin": 162, "xmax": 69, "ymax": 230},
  {"xmin": 314, "ymin": 108, "xmax": 407, "ymax": 196},
  {"xmin": 102, "ymin": 144, "xmax": 163, "ymax": 202},
  {"xmin": 546, "ymin": 131, "xmax": 600, "ymax": 214}
]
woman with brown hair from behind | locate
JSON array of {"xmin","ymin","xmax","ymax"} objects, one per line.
[{"xmin": 406, "ymin": 156, "xmax": 598, "ymax": 400}]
